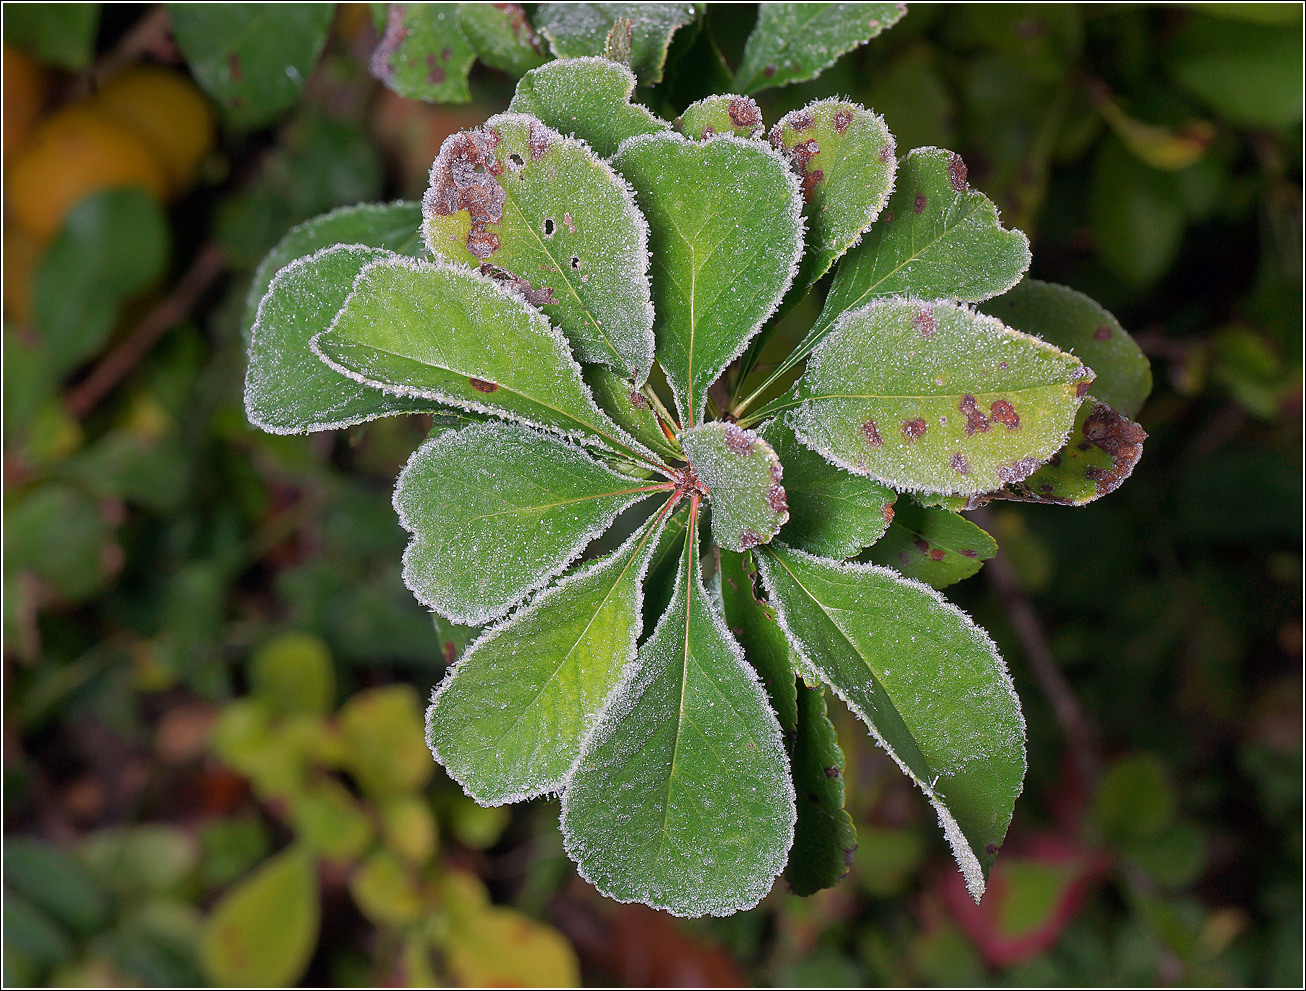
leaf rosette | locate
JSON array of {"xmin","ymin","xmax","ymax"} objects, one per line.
[{"xmin": 245, "ymin": 41, "xmax": 1151, "ymax": 917}]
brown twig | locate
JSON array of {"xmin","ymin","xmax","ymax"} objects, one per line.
[
  {"xmin": 68, "ymin": 5, "xmax": 175, "ymax": 101},
  {"xmin": 65, "ymin": 242, "xmax": 226, "ymax": 419},
  {"xmin": 973, "ymin": 508, "xmax": 1102, "ymax": 787}
]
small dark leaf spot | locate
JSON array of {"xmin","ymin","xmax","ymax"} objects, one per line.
[
  {"xmin": 985, "ymin": 842, "xmax": 999, "ymax": 856},
  {"xmin": 426, "ymin": 127, "xmax": 505, "ymax": 259},
  {"xmin": 862, "ymin": 419, "xmax": 884, "ymax": 447},
  {"xmin": 1048, "ymin": 453, "xmax": 1062, "ymax": 467},
  {"xmin": 959, "ymin": 548, "xmax": 978, "ymax": 558},
  {"xmin": 739, "ymin": 530, "xmax": 763, "ymax": 550},
  {"xmin": 509, "ymin": 153, "xmax": 524, "ymax": 167},
  {"xmin": 913, "ymin": 539, "xmax": 930, "ymax": 554},
  {"xmin": 879, "ymin": 141, "xmax": 894, "ymax": 163},
  {"xmin": 763, "ymin": 64, "xmax": 776, "ymax": 78},
  {"xmin": 948, "ymin": 153, "xmax": 969, "ymax": 192},
  {"xmin": 929, "ymin": 548, "xmax": 947, "ymax": 561},
  {"xmin": 228, "ymin": 53, "xmax": 244, "ymax": 82},
  {"xmin": 959, "ymin": 395, "xmax": 989, "ymax": 435},
  {"xmin": 883, "ymin": 210, "xmax": 894, "ymax": 222},
  {"xmin": 469, "ymin": 377, "xmax": 498, "ymax": 393},
  {"xmin": 629, "ymin": 390, "xmax": 650, "ymax": 410},
  {"xmin": 528, "ymin": 120, "xmax": 551, "ymax": 160},
  {"xmin": 426, "ymin": 53, "xmax": 446, "ymax": 85},
  {"xmin": 990, "ymin": 399, "xmax": 1020, "ymax": 430},
  {"xmin": 950, "ymin": 452, "xmax": 972, "ymax": 475},
  {"xmin": 914, "ymin": 191, "xmax": 927, "ymax": 213},
  {"xmin": 728, "ymin": 97, "xmax": 762, "ymax": 131},
  {"xmin": 998, "ymin": 457, "xmax": 1041, "ymax": 483},
  {"xmin": 543, "ymin": 217, "xmax": 555, "ymax": 237},
  {"xmin": 724, "ymin": 424, "xmax": 755, "ymax": 455},
  {"xmin": 832, "ymin": 109, "xmax": 853, "ymax": 134},
  {"xmin": 823, "ymin": 766, "xmax": 841, "ymax": 779},
  {"xmin": 807, "ymin": 792, "xmax": 820, "ymax": 803},
  {"xmin": 443, "ymin": 641, "xmax": 457, "ymax": 664},
  {"xmin": 790, "ymin": 112, "xmax": 814, "ymax": 132},
  {"xmin": 902, "ymin": 418, "xmax": 927, "ymax": 441},
  {"xmin": 899, "ymin": 551, "xmax": 912, "ymax": 567},
  {"xmin": 914, "ymin": 306, "xmax": 935, "ymax": 339},
  {"xmin": 1093, "ymin": 324, "xmax": 1114, "ymax": 341},
  {"xmin": 881, "ymin": 502, "xmax": 894, "ymax": 523},
  {"xmin": 563, "ymin": 212, "xmax": 576, "ymax": 233}
]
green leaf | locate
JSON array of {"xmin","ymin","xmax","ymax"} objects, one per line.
[
  {"xmin": 200, "ymin": 847, "xmax": 319, "ymax": 988},
  {"xmin": 787, "ymin": 682, "xmax": 858, "ymax": 896},
  {"xmin": 2, "ymin": 893, "xmax": 74, "ymax": 969},
  {"xmin": 733, "ymin": 2, "xmax": 907, "ymax": 94},
  {"xmin": 431, "ymin": 611, "xmax": 480, "ymax": 665},
  {"xmin": 863, "ymin": 499, "xmax": 997, "ymax": 588},
  {"xmin": 639, "ymin": 500, "xmax": 691, "ymax": 624},
  {"xmin": 718, "ymin": 548, "xmax": 799, "ymax": 734},
  {"xmin": 760, "ymin": 417, "xmax": 895, "ymax": 560},
  {"xmin": 33, "ymin": 188, "xmax": 169, "ymax": 375},
  {"xmin": 246, "ymin": 245, "xmax": 435, "ymax": 434},
  {"xmin": 561, "ymin": 504, "xmax": 795, "ymax": 917},
  {"xmin": 1090, "ymin": 139, "xmax": 1185, "ymax": 289},
  {"xmin": 311, "ymin": 256, "xmax": 651, "ymax": 459},
  {"xmin": 4, "ymin": 483, "xmax": 115, "ymax": 602},
  {"xmin": 291, "ymin": 779, "xmax": 374, "ymax": 862},
  {"xmin": 584, "ymin": 365, "xmax": 681, "ymax": 462},
  {"xmin": 338, "ymin": 685, "xmax": 434, "ymax": 799},
  {"xmin": 243, "ymin": 200, "xmax": 425, "ymax": 339},
  {"xmin": 370, "ymin": 2, "xmax": 476, "ymax": 103},
  {"xmin": 427, "ymin": 509, "xmax": 669, "ymax": 804},
  {"xmin": 770, "ymin": 100, "xmax": 897, "ymax": 289},
  {"xmin": 421, "ymin": 112, "xmax": 656, "ymax": 382},
  {"xmin": 454, "ymin": 2, "xmax": 547, "ymax": 75},
  {"xmin": 989, "ymin": 398, "xmax": 1147, "ymax": 507},
  {"xmin": 509, "ymin": 57, "xmax": 670, "ymax": 159},
  {"xmin": 789, "ymin": 299, "xmax": 1090, "ymax": 495},
  {"xmin": 680, "ymin": 421, "xmax": 788, "ymax": 552},
  {"xmin": 676, "ymin": 94, "xmax": 764, "ymax": 140},
  {"xmin": 1166, "ymin": 14, "xmax": 1303, "ymax": 128},
  {"xmin": 248, "ymin": 633, "xmax": 335, "ymax": 716},
  {"xmin": 3, "ymin": 2, "xmax": 99, "ymax": 70},
  {"xmin": 394, "ymin": 421, "xmax": 663, "ymax": 625},
  {"xmin": 611, "ymin": 132, "xmax": 803, "ymax": 424},
  {"xmin": 982, "ymin": 279, "xmax": 1152, "ymax": 418},
  {"xmin": 756, "ymin": 543, "xmax": 1025, "ymax": 900},
  {"xmin": 170, "ymin": 3, "xmax": 334, "ymax": 128},
  {"xmin": 3, "ymin": 839, "xmax": 109, "ymax": 936},
  {"xmin": 535, "ymin": 3, "xmax": 698, "ymax": 85}
]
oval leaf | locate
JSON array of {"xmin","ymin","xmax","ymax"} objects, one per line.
[
  {"xmin": 454, "ymin": 2, "xmax": 547, "ymax": 75},
  {"xmin": 612, "ymin": 132, "xmax": 803, "ymax": 424},
  {"xmin": 864, "ymin": 499, "xmax": 998, "ymax": 588},
  {"xmin": 790, "ymin": 299, "xmax": 1091, "ymax": 495},
  {"xmin": 395, "ymin": 421, "xmax": 663, "ymax": 626},
  {"xmin": 980, "ymin": 278, "xmax": 1152, "ymax": 418},
  {"xmin": 760, "ymin": 417, "xmax": 896, "ymax": 559},
  {"xmin": 247, "ymin": 246, "xmax": 436, "ymax": 434},
  {"xmin": 757, "ymin": 543, "xmax": 1025, "ymax": 900},
  {"xmin": 561, "ymin": 504, "xmax": 795, "ymax": 917},
  {"xmin": 718, "ymin": 548, "xmax": 799, "ymax": 735},
  {"xmin": 370, "ymin": 3, "xmax": 476, "ymax": 103},
  {"xmin": 677, "ymin": 94, "xmax": 764, "ymax": 140},
  {"xmin": 681, "ymin": 421, "xmax": 788, "ymax": 552},
  {"xmin": 535, "ymin": 3, "xmax": 698, "ymax": 85},
  {"xmin": 427, "ymin": 509, "xmax": 669, "ymax": 804},
  {"xmin": 734, "ymin": 2, "xmax": 907, "ymax": 94},
  {"xmin": 509, "ymin": 57, "xmax": 670, "ymax": 159},
  {"xmin": 422, "ymin": 113, "xmax": 656, "ymax": 382},
  {"xmin": 770, "ymin": 99, "xmax": 897, "ymax": 289},
  {"xmin": 787, "ymin": 682, "xmax": 858, "ymax": 896}
]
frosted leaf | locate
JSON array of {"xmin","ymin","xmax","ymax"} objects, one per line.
[
  {"xmin": 393, "ymin": 421, "xmax": 663, "ymax": 626},
  {"xmin": 981, "ymin": 278, "xmax": 1152, "ymax": 418},
  {"xmin": 680, "ymin": 421, "xmax": 788, "ymax": 553},
  {"xmin": 864, "ymin": 499, "xmax": 997, "ymax": 588},
  {"xmin": 421, "ymin": 113, "xmax": 656, "ymax": 384},
  {"xmin": 583, "ymin": 366, "xmax": 681, "ymax": 463},
  {"xmin": 756, "ymin": 542, "xmax": 1026, "ymax": 901},
  {"xmin": 789, "ymin": 298, "xmax": 1090, "ymax": 496},
  {"xmin": 677, "ymin": 95, "xmax": 765, "ymax": 141},
  {"xmin": 611, "ymin": 132, "xmax": 804, "ymax": 425},
  {"xmin": 370, "ymin": 3, "xmax": 476, "ymax": 104},
  {"xmin": 509, "ymin": 57, "xmax": 669, "ymax": 160},
  {"xmin": 427, "ymin": 505, "xmax": 670, "ymax": 804},
  {"xmin": 770, "ymin": 99, "xmax": 897, "ymax": 290},
  {"xmin": 561, "ymin": 504, "xmax": 796, "ymax": 917},
  {"xmin": 535, "ymin": 3, "xmax": 698, "ymax": 85},
  {"xmin": 245, "ymin": 245, "xmax": 435, "ymax": 434},
  {"xmin": 454, "ymin": 2, "xmax": 547, "ymax": 75},
  {"xmin": 759, "ymin": 417, "xmax": 896, "ymax": 559},
  {"xmin": 733, "ymin": 3, "xmax": 907, "ymax": 94},
  {"xmin": 311, "ymin": 256, "xmax": 657, "ymax": 463}
]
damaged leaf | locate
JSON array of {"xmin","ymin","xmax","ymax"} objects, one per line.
[
  {"xmin": 421, "ymin": 113, "xmax": 656, "ymax": 382},
  {"xmin": 370, "ymin": 3, "xmax": 477, "ymax": 104},
  {"xmin": 509, "ymin": 57, "xmax": 669, "ymax": 159},
  {"xmin": 681, "ymin": 421, "xmax": 789, "ymax": 553},
  {"xmin": 677, "ymin": 94, "xmax": 765, "ymax": 140},
  {"xmin": 788, "ymin": 299, "xmax": 1089, "ymax": 496},
  {"xmin": 734, "ymin": 2, "xmax": 907, "ymax": 94},
  {"xmin": 535, "ymin": 2, "xmax": 698, "ymax": 85},
  {"xmin": 864, "ymin": 499, "xmax": 998, "ymax": 588},
  {"xmin": 454, "ymin": 2, "xmax": 547, "ymax": 75}
]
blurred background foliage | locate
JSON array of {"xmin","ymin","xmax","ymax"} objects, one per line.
[{"xmin": 2, "ymin": 3, "xmax": 1301, "ymax": 987}]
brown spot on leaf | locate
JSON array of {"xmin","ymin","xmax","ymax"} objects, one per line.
[
  {"xmin": 1080, "ymin": 402, "xmax": 1147, "ymax": 496},
  {"xmin": 883, "ymin": 210, "xmax": 894, "ymax": 222},
  {"xmin": 880, "ymin": 142, "xmax": 894, "ymax": 163},
  {"xmin": 913, "ymin": 538, "xmax": 930, "ymax": 554},
  {"xmin": 948, "ymin": 153, "xmax": 969, "ymax": 192},
  {"xmin": 766, "ymin": 463, "xmax": 788, "ymax": 517},
  {"xmin": 426, "ymin": 53, "xmax": 446, "ymax": 85},
  {"xmin": 902, "ymin": 418, "xmax": 927, "ymax": 441},
  {"xmin": 881, "ymin": 502, "xmax": 895, "ymax": 523},
  {"xmin": 528, "ymin": 119, "xmax": 551, "ymax": 160},
  {"xmin": 914, "ymin": 306, "xmax": 935, "ymax": 339},
  {"xmin": 789, "ymin": 112, "xmax": 815, "ymax": 132},
  {"xmin": 723, "ymin": 423, "xmax": 755, "ymax": 455},
  {"xmin": 990, "ymin": 399, "xmax": 1020, "ymax": 430},
  {"xmin": 425, "ymin": 127, "xmax": 506, "ymax": 259},
  {"xmin": 563, "ymin": 212, "xmax": 576, "ymax": 233},
  {"xmin": 929, "ymin": 548, "xmax": 947, "ymax": 561},
  {"xmin": 763, "ymin": 64, "xmax": 776, "ymax": 79},
  {"xmin": 728, "ymin": 97, "xmax": 762, "ymax": 132},
  {"xmin": 443, "ymin": 640, "xmax": 457, "ymax": 664},
  {"xmin": 985, "ymin": 842, "xmax": 999, "ymax": 856},
  {"xmin": 959, "ymin": 394, "xmax": 989, "ymax": 435},
  {"xmin": 832, "ymin": 109, "xmax": 853, "ymax": 134},
  {"xmin": 469, "ymin": 377, "xmax": 498, "ymax": 393},
  {"xmin": 1093, "ymin": 324, "xmax": 1114, "ymax": 341},
  {"xmin": 914, "ymin": 191, "xmax": 927, "ymax": 213},
  {"xmin": 227, "ymin": 53, "xmax": 244, "ymax": 82},
  {"xmin": 1072, "ymin": 366, "xmax": 1095, "ymax": 397},
  {"xmin": 997, "ymin": 457, "xmax": 1042, "ymax": 483},
  {"xmin": 478, "ymin": 264, "xmax": 556, "ymax": 308},
  {"xmin": 959, "ymin": 548, "xmax": 978, "ymax": 558},
  {"xmin": 863, "ymin": 419, "xmax": 884, "ymax": 447},
  {"xmin": 950, "ymin": 452, "xmax": 972, "ymax": 475},
  {"xmin": 629, "ymin": 391, "xmax": 650, "ymax": 410},
  {"xmin": 739, "ymin": 530, "xmax": 763, "ymax": 550},
  {"xmin": 823, "ymin": 766, "xmax": 842, "ymax": 779}
]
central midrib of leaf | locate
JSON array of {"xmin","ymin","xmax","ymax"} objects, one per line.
[{"xmin": 466, "ymin": 484, "xmax": 667, "ymax": 523}]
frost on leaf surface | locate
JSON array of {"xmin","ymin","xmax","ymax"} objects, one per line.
[
  {"xmin": 311, "ymin": 256, "xmax": 646, "ymax": 458},
  {"xmin": 680, "ymin": 421, "xmax": 788, "ymax": 553},
  {"xmin": 864, "ymin": 499, "xmax": 997, "ymax": 588},
  {"xmin": 245, "ymin": 246, "xmax": 434, "ymax": 434},
  {"xmin": 421, "ymin": 113, "xmax": 655, "ymax": 383},
  {"xmin": 454, "ymin": 2, "xmax": 546, "ymax": 76},
  {"xmin": 759, "ymin": 418, "xmax": 895, "ymax": 559},
  {"xmin": 771, "ymin": 99, "xmax": 897, "ymax": 290},
  {"xmin": 370, "ymin": 2, "xmax": 476, "ymax": 103},
  {"xmin": 561, "ymin": 506, "xmax": 795, "ymax": 918},
  {"xmin": 789, "ymin": 298, "xmax": 1090, "ymax": 496},
  {"xmin": 426, "ymin": 509, "xmax": 668, "ymax": 805},
  {"xmin": 756, "ymin": 543, "xmax": 1025, "ymax": 900},
  {"xmin": 734, "ymin": 2, "xmax": 907, "ymax": 94},
  {"xmin": 981, "ymin": 278, "xmax": 1152, "ymax": 419},
  {"xmin": 393, "ymin": 421, "xmax": 659, "ymax": 626},
  {"xmin": 611, "ymin": 132, "xmax": 804, "ymax": 425},
  {"xmin": 677, "ymin": 95, "xmax": 765, "ymax": 141},
  {"xmin": 583, "ymin": 366, "xmax": 681, "ymax": 463},
  {"xmin": 535, "ymin": 3, "xmax": 698, "ymax": 85},
  {"xmin": 509, "ymin": 57, "xmax": 669, "ymax": 160}
]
